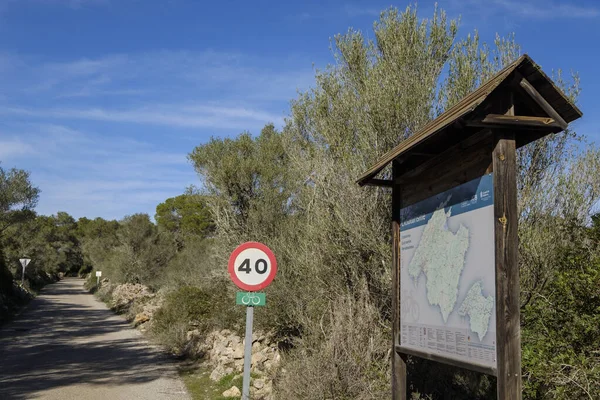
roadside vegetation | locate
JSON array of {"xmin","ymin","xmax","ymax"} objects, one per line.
[{"xmin": 1, "ymin": 5, "xmax": 599, "ymax": 399}]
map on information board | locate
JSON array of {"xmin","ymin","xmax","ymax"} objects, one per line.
[{"xmin": 399, "ymin": 173, "xmax": 496, "ymax": 369}]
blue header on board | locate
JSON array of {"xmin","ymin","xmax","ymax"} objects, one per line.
[{"xmin": 400, "ymin": 174, "xmax": 494, "ymax": 231}]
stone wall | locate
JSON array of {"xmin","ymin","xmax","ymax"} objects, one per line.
[{"xmin": 196, "ymin": 328, "xmax": 279, "ymax": 400}]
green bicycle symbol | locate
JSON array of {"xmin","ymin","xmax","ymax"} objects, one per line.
[{"xmin": 241, "ymin": 293, "xmax": 261, "ymax": 306}]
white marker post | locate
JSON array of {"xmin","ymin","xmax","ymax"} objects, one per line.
[
  {"xmin": 228, "ymin": 242, "xmax": 277, "ymax": 400},
  {"xmin": 19, "ymin": 258, "xmax": 31, "ymax": 286},
  {"xmin": 96, "ymin": 271, "xmax": 102, "ymax": 286}
]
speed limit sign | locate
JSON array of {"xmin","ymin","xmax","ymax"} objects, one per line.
[{"xmin": 228, "ymin": 242, "xmax": 277, "ymax": 291}]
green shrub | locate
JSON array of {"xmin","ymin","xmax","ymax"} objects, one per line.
[
  {"xmin": 274, "ymin": 290, "xmax": 389, "ymax": 400},
  {"xmin": 78, "ymin": 264, "xmax": 93, "ymax": 276},
  {"xmin": 521, "ymin": 246, "xmax": 600, "ymax": 399},
  {"xmin": 151, "ymin": 284, "xmax": 242, "ymax": 355}
]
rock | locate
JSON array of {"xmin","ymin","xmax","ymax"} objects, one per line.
[
  {"xmin": 219, "ymin": 355, "xmax": 234, "ymax": 366},
  {"xmin": 111, "ymin": 283, "xmax": 153, "ymax": 310},
  {"xmin": 210, "ymin": 365, "xmax": 226, "ymax": 381},
  {"xmin": 222, "ymin": 347, "xmax": 234, "ymax": 357},
  {"xmin": 233, "ymin": 346, "xmax": 244, "ymax": 359},
  {"xmin": 263, "ymin": 360, "xmax": 273, "ymax": 372},
  {"xmin": 140, "ymin": 297, "xmax": 163, "ymax": 321},
  {"xmin": 220, "ymin": 329, "xmax": 232, "ymax": 336},
  {"xmin": 186, "ymin": 329, "xmax": 201, "ymax": 341},
  {"xmin": 250, "ymin": 365, "xmax": 263, "ymax": 374},
  {"xmin": 234, "ymin": 359, "xmax": 244, "ymax": 370},
  {"xmin": 226, "ymin": 334, "xmax": 240, "ymax": 347},
  {"xmin": 253, "ymin": 378, "xmax": 265, "ymax": 389},
  {"xmin": 251, "ymin": 351, "xmax": 266, "ymax": 365},
  {"xmin": 261, "ymin": 347, "xmax": 274, "ymax": 359},
  {"xmin": 222, "ymin": 386, "xmax": 241, "ymax": 398},
  {"xmin": 260, "ymin": 381, "xmax": 273, "ymax": 398},
  {"xmin": 212, "ymin": 342, "xmax": 227, "ymax": 359},
  {"xmin": 252, "ymin": 341, "xmax": 261, "ymax": 352},
  {"xmin": 273, "ymin": 353, "xmax": 281, "ymax": 365},
  {"xmin": 133, "ymin": 313, "xmax": 150, "ymax": 325}
]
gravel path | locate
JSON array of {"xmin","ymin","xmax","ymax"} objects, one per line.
[{"xmin": 0, "ymin": 278, "xmax": 191, "ymax": 400}]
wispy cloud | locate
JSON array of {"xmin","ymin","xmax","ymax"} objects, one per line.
[
  {"xmin": 0, "ymin": 104, "xmax": 285, "ymax": 129},
  {"xmin": 0, "ymin": 122, "xmax": 196, "ymax": 220},
  {"xmin": 290, "ymin": 4, "xmax": 382, "ymax": 21},
  {"xmin": 500, "ymin": 0, "xmax": 598, "ymax": 18},
  {"xmin": 0, "ymin": 137, "xmax": 36, "ymax": 159},
  {"xmin": 459, "ymin": 0, "xmax": 600, "ymax": 20},
  {"xmin": 0, "ymin": 50, "xmax": 313, "ymax": 104},
  {"xmin": 343, "ymin": 4, "xmax": 381, "ymax": 18},
  {"xmin": 0, "ymin": 0, "xmax": 108, "ymax": 14}
]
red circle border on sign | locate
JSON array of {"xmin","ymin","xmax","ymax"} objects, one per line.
[{"xmin": 228, "ymin": 242, "xmax": 277, "ymax": 291}]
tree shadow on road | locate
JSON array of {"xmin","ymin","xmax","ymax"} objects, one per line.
[{"xmin": 0, "ymin": 280, "xmax": 180, "ymax": 400}]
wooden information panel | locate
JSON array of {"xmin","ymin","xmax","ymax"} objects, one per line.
[{"xmin": 358, "ymin": 55, "xmax": 583, "ymax": 399}]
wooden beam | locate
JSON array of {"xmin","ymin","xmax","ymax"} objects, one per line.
[
  {"xmin": 391, "ymin": 162, "xmax": 407, "ymax": 400},
  {"xmin": 466, "ymin": 114, "xmax": 563, "ymax": 130},
  {"xmin": 365, "ymin": 179, "xmax": 393, "ymax": 187},
  {"xmin": 395, "ymin": 346, "xmax": 497, "ymax": 377},
  {"xmin": 492, "ymin": 130, "xmax": 522, "ymax": 400},
  {"xmin": 519, "ymin": 77, "xmax": 568, "ymax": 129}
]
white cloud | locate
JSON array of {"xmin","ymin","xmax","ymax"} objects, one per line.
[
  {"xmin": 344, "ymin": 5, "xmax": 381, "ymax": 18},
  {"xmin": 0, "ymin": 123, "xmax": 197, "ymax": 220},
  {"xmin": 0, "ymin": 138, "xmax": 37, "ymax": 159},
  {"xmin": 0, "ymin": 104, "xmax": 286, "ymax": 130},
  {"xmin": 0, "ymin": 50, "xmax": 312, "ymax": 103}
]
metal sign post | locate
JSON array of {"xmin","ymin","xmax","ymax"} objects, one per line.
[
  {"xmin": 228, "ymin": 242, "xmax": 277, "ymax": 400},
  {"xmin": 19, "ymin": 258, "xmax": 31, "ymax": 286},
  {"xmin": 96, "ymin": 271, "xmax": 102, "ymax": 286},
  {"xmin": 242, "ymin": 305, "xmax": 254, "ymax": 399}
]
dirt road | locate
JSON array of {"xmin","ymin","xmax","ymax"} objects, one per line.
[{"xmin": 0, "ymin": 278, "xmax": 190, "ymax": 400}]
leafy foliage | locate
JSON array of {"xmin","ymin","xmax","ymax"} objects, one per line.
[
  {"xmin": 521, "ymin": 216, "xmax": 600, "ymax": 399},
  {"xmin": 0, "ymin": 164, "xmax": 39, "ymax": 235},
  {"xmin": 155, "ymin": 193, "xmax": 214, "ymax": 245},
  {"xmin": 2, "ymin": 212, "xmax": 84, "ymax": 286}
]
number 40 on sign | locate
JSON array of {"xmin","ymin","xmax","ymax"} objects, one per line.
[{"xmin": 228, "ymin": 241, "xmax": 277, "ymax": 292}]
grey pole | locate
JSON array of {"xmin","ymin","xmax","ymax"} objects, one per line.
[
  {"xmin": 242, "ymin": 305, "xmax": 254, "ymax": 400},
  {"xmin": 21, "ymin": 265, "xmax": 25, "ymax": 285}
]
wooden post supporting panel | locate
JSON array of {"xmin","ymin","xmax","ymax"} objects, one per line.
[
  {"xmin": 392, "ymin": 161, "xmax": 407, "ymax": 400},
  {"xmin": 492, "ymin": 129, "xmax": 522, "ymax": 400}
]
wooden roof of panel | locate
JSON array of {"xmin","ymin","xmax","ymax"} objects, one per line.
[{"xmin": 357, "ymin": 54, "xmax": 582, "ymax": 186}]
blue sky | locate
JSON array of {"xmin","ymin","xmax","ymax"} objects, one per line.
[{"xmin": 1, "ymin": 0, "xmax": 599, "ymax": 221}]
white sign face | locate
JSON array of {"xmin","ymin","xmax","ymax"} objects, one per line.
[
  {"xmin": 233, "ymin": 248, "xmax": 271, "ymax": 287},
  {"xmin": 19, "ymin": 258, "xmax": 31, "ymax": 268},
  {"xmin": 400, "ymin": 173, "xmax": 496, "ymax": 370},
  {"xmin": 228, "ymin": 242, "xmax": 277, "ymax": 291},
  {"xmin": 96, "ymin": 271, "xmax": 102, "ymax": 277}
]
